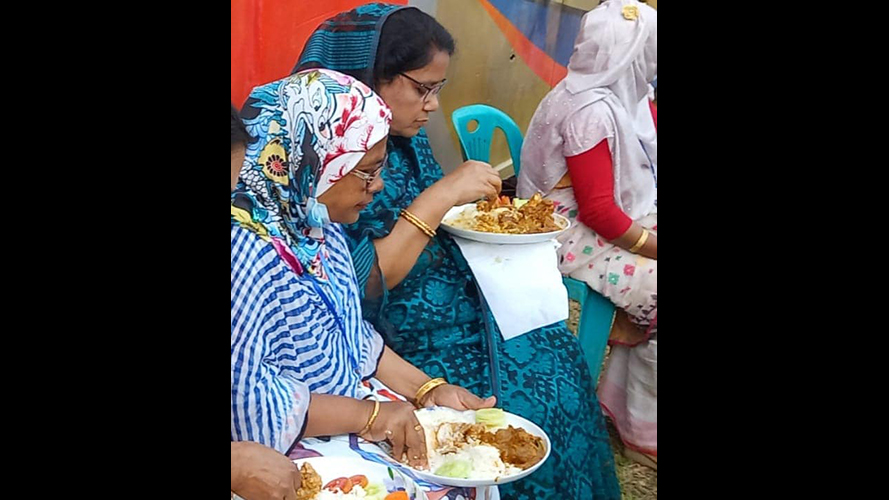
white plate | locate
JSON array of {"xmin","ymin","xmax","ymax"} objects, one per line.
[
  {"xmin": 439, "ymin": 203, "xmax": 569, "ymax": 245},
  {"xmin": 235, "ymin": 456, "xmax": 428, "ymax": 500},
  {"xmin": 396, "ymin": 408, "xmax": 552, "ymax": 488}
]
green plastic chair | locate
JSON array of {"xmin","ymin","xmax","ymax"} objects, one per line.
[
  {"xmin": 451, "ymin": 104, "xmax": 524, "ymax": 175},
  {"xmin": 451, "ymin": 104, "xmax": 616, "ymax": 381}
]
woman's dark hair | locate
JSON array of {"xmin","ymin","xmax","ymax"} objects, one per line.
[
  {"xmin": 231, "ymin": 103, "xmax": 252, "ymax": 150},
  {"xmin": 374, "ymin": 8, "xmax": 455, "ymax": 85}
]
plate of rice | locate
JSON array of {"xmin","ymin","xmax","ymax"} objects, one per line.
[
  {"xmin": 440, "ymin": 194, "xmax": 569, "ymax": 245},
  {"xmin": 392, "ymin": 407, "xmax": 551, "ymax": 488}
]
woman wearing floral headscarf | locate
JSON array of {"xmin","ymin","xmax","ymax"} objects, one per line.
[{"xmin": 231, "ymin": 69, "xmax": 494, "ymax": 470}]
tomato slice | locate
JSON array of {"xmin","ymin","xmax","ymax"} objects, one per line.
[
  {"xmin": 348, "ymin": 475, "xmax": 369, "ymax": 488},
  {"xmin": 323, "ymin": 477, "xmax": 344, "ymax": 491},
  {"xmin": 385, "ymin": 492, "xmax": 409, "ymax": 500},
  {"xmin": 323, "ymin": 477, "xmax": 354, "ymax": 493},
  {"xmin": 340, "ymin": 478, "xmax": 353, "ymax": 493}
]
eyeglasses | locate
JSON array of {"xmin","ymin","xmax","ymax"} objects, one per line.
[
  {"xmin": 399, "ymin": 73, "xmax": 447, "ymax": 103},
  {"xmin": 349, "ymin": 153, "xmax": 388, "ymax": 191}
]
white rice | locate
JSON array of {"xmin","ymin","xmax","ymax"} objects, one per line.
[
  {"xmin": 414, "ymin": 407, "xmax": 519, "ymax": 480},
  {"xmin": 443, "ymin": 207, "xmax": 479, "ymax": 230},
  {"xmin": 428, "ymin": 443, "xmax": 521, "ymax": 479}
]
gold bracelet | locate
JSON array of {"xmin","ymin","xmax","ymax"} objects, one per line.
[
  {"xmin": 628, "ymin": 229, "xmax": 649, "ymax": 253},
  {"xmin": 414, "ymin": 377, "xmax": 448, "ymax": 407},
  {"xmin": 401, "ymin": 210, "xmax": 436, "ymax": 238},
  {"xmin": 400, "ymin": 209, "xmax": 436, "ymax": 238},
  {"xmin": 358, "ymin": 398, "xmax": 380, "ymax": 436}
]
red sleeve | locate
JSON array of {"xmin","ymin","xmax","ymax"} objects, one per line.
[
  {"xmin": 566, "ymin": 140, "xmax": 633, "ymax": 240},
  {"xmin": 649, "ymin": 100, "xmax": 657, "ymax": 130}
]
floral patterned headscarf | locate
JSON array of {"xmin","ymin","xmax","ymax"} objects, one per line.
[{"xmin": 232, "ymin": 69, "xmax": 391, "ymax": 282}]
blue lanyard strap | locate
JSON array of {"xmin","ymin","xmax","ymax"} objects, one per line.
[{"xmin": 306, "ymin": 271, "xmax": 361, "ymax": 372}]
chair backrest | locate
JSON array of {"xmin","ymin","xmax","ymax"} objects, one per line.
[{"xmin": 451, "ymin": 104, "xmax": 524, "ymax": 176}]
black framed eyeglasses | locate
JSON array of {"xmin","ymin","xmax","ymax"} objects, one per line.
[{"xmin": 399, "ymin": 73, "xmax": 447, "ymax": 102}]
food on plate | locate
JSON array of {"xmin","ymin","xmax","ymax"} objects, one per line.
[
  {"xmin": 481, "ymin": 425, "xmax": 547, "ymax": 471},
  {"xmin": 414, "ymin": 407, "xmax": 546, "ymax": 480},
  {"xmin": 296, "ymin": 463, "xmax": 323, "ymax": 500},
  {"xmin": 445, "ymin": 193, "xmax": 562, "ymax": 234},
  {"xmin": 297, "ymin": 463, "xmax": 387, "ymax": 500},
  {"xmin": 475, "ymin": 408, "xmax": 507, "ymax": 429}
]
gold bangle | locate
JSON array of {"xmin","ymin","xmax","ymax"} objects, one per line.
[
  {"xmin": 414, "ymin": 377, "xmax": 448, "ymax": 407},
  {"xmin": 358, "ymin": 398, "xmax": 380, "ymax": 436},
  {"xmin": 401, "ymin": 210, "xmax": 436, "ymax": 238},
  {"xmin": 400, "ymin": 209, "xmax": 436, "ymax": 238},
  {"xmin": 628, "ymin": 229, "xmax": 649, "ymax": 253}
]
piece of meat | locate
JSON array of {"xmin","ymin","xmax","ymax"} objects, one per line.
[{"xmin": 481, "ymin": 426, "xmax": 546, "ymax": 470}]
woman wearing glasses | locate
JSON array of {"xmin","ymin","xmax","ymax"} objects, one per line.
[
  {"xmin": 294, "ymin": 5, "xmax": 620, "ymax": 499},
  {"xmin": 231, "ymin": 69, "xmax": 494, "ymax": 476}
]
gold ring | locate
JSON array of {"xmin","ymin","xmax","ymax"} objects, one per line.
[{"xmin": 414, "ymin": 425, "xmax": 423, "ymax": 432}]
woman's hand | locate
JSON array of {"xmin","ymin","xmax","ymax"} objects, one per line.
[
  {"xmin": 360, "ymin": 401, "xmax": 428, "ymax": 470},
  {"xmin": 422, "ymin": 384, "xmax": 497, "ymax": 411},
  {"xmin": 439, "ymin": 160, "xmax": 502, "ymax": 206},
  {"xmin": 231, "ymin": 441, "xmax": 301, "ymax": 500}
]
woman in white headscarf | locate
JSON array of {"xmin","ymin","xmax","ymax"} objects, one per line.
[{"xmin": 518, "ymin": 0, "xmax": 657, "ymax": 468}]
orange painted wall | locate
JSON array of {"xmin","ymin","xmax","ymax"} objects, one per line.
[{"xmin": 231, "ymin": 0, "xmax": 408, "ymax": 107}]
